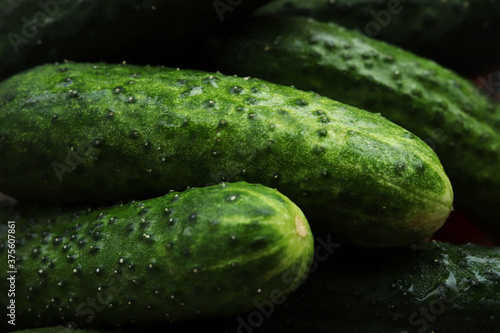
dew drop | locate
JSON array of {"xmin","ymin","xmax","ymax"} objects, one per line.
[
  {"xmin": 246, "ymin": 97, "xmax": 257, "ymax": 105},
  {"xmin": 204, "ymin": 100, "xmax": 216, "ymax": 108},
  {"xmin": 296, "ymin": 99, "xmax": 308, "ymax": 106},
  {"xmin": 113, "ymin": 87, "xmax": 124, "ymax": 94},
  {"xmin": 383, "ymin": 55, "xmax": 395, "ymax": 63},
  {"xmin": 313, "ymin": 145, "xmax": 325, "ymax": 154},
  {"xmin": 130, "ymin": 130, "xmax": 140, "ymax": 139},
  {"xmin": 230, "ymin": 86, "xmax": 243, "ymax": 94},
  {"xmin": 68, "ymin": 90, "xmax": 79, "ymax": 98},
  {"xmin": 317, "ymin": 129, "xmax": 327, "ymax": 137},
  {"xmin": 227, "ymin": 194, "xmax": 238, "ymax": 202},
  {"xmin": 92, "ymin": 139, "xmax": 102, "ymax": 148}
]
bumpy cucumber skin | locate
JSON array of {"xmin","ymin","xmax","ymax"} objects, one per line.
[
  {"xmin": 0, "ymin": 62, "xmax": 453, "ymax": 248},
  {"xmin": 205, "ymin": 15, "xmax": 500, "ymax": 242},
  {"xmin": 0, "ymin": 0, "xmax": 271, "ymax": 80},
  {"xmin": 257, "ymin": 0, "xmax": 500, "ymax": 76},
  {"xmin": 0, "ymin": 182, "xmax": 313, "ymax": 331},
  {"xmin": 247, "ymin": 241, "xmax": 500, "ymax": 333}
]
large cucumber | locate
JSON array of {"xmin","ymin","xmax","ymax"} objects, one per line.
[
  {"xmin": 0, "ymin": 0, "xmax": 271, "ymax": 80},
  {"xmin": 0, "ymin": 182, "xmax": 314, "ymax": 331},
  {"xmin": 257, "ymin": 0, "xmax": 500, "ymax": 77},
  {"xmin": 204, "ymin": 15, "xmax": 500, "ymax": 242},
  {"xmin": 0, "ymin": 62, "xmax": 453, "ymax": 248}
]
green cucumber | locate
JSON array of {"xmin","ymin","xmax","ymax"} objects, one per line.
[
  {"xmin": 0, "ymin": 182, "xmax": 314, "ymax": 331},
  {"xmin": 0, "ymin": 62, "xmax": 453, "ymax": 248},
  {"xmin": 204, "ymin": 15, "xmax": 500, "ymax": 242},
  {"xmin": 257, "ymin": 0, "xmax": 500, "ymax": 77},
  {"xmin": 0, "ymin": 0, "xmax": 271, "ymax": 80},
  {"xmin": 245, "ymin": 241, "xmax": 500, "ymax": 333}
]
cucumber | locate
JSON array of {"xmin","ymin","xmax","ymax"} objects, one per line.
[
  {"xmin": 0, "ymin": 0, "xmax": 271, "ymax": 80},
  {"xmin": 0, "ymin": 62, "xmax": 453, "ymax": 248},
  {"xmin": 243, "ymin": 241, "xmax": 500, "ymax": 333},
  {"xmin": 257, "ymin": 0, "xmax": 500, "ymax": 77},
  {"xmin": 204, "ymin": 15, "xmax": 500, "ymax": 242},
  {"xmin": 0, "ymin": 182, "xmax": 314, "ymax": 331}
]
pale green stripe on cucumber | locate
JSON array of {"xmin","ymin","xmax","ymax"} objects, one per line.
[{"xmin": 0, "ymin": 62, "xmax": 453, "ymax": 247}]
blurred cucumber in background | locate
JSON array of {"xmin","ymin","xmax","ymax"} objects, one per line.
[{"xmin": 257, "ymin": 0, "xmax": 500, "ymax": 77}]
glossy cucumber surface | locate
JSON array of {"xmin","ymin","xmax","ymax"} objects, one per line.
[{"xmin": 0, "ymin": 62, "xmax": 453, "ymax": 247}]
